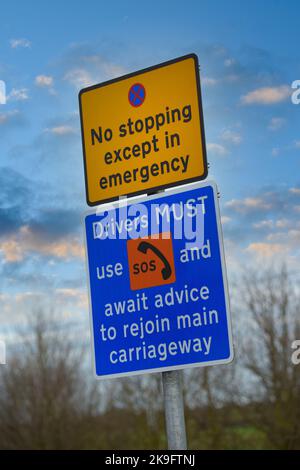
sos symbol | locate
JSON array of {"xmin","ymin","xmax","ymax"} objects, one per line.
[
  {"xmin": 127, "ymin": 234, "xmax": 176, "ymax": 290},
  {"xmin": 133, "ymin": 241, "xmax": 171, "ymax": 279}
]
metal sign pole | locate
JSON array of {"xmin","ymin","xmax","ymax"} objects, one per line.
[
  {"xmin": 162, "ymin": 370, "xmax": 187, "ymax": 450},
  {"xmin": 148, "ymin": 190, "xmax": 187, "ymax": 450}
]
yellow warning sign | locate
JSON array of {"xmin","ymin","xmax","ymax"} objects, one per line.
[{"xmin": 79, "ymin": 54, "xmax": 207, "ymax": 206}]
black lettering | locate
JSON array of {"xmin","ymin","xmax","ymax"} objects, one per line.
[
  {"xmin": 171, "ymin": 157, "xmax": 180, "ymax": 172},
  {"xmin": 141, "ymin": 261, "xmax": 148, "ymax": 273},
  {"xmin": 123, "ymin": 171, "xmax": 132, "ymax": 183},
  {"xmin": 135, "ymin": 119, "xmax": 144, "ymax": 132},
  {"xmin": 182, "ymin": 104, "xmax": 192, "ymax": 122},
  {"xmin": 149, "ymin": 260, "xmax": 156, "ymax": 271},
  {"xmin": 104, "ymin": 128, "xmax": 113, "ymax": 141},
  {"xmin": 160, "ymin": 160, "xmax": 170, "ymax": 175},
  {"xmin": 91, "ymin": 127, "xmax": 102, "ymax": 145},
  {"xmin": 132, "ymin": 144, "xmax": 141, "ymax": 157},
  {"xmin": 91, "ymin": 126, "xmax": 112, "ymax": 145},
  {"xmin": 127, "ymin": 118, "xmax": 134, "ymax": 135},
  {"xmin": 108, "ymin": 173, "xmax": 122, "ymax": 187},
  {"xmin": 104, "ymin": 152, "xmax": 113, "ymax": 164},
  {"xmin": 151, "ymin": 163, "xmax": 159, "ymax": 176},
  {"xmin": 171, "ymin": 108, "xmax": 181, "ymax": 122},
  {"xmin": 119, "ymin": 123, "xmax": 127, "ymax": 137},
  {"xmin": 99, "ymin": 176, "xmax": 108, "ymax": 189},
  {"xmin": 113, "ymin": 149, "xmax": 122, "ymax": 162},
  {"xmin": 133, "ymin": 263, "xmax": 139, "ymax": 275},
  {"xmin": 123, "ymin": 147, "xmax": 131, "ymax": 160},
  {"xmin": 152, "ymin": 134, "xmax": 160, "ymax": 152}
]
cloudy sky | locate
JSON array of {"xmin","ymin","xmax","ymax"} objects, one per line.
[{"xmin": 0, "ymin": 0, "xmax": 300, "ymax": 345}]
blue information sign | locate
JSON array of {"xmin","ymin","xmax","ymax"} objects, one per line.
[{"xmin": 85, "ymin": 181, "xmax": 233, "ymax": 379}]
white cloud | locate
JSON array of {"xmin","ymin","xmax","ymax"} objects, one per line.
[
  {"xmin": 207, "ymin": 142, "xmax": 228, "ymax": 156},
  {"xmin": 275, "ymin": 219, "xmax": 290, "ymax": 228},
  {"xmin": 55, "ymin": 288, "xmax": 88, "ymax": 310},
  {"xmin": 290, "ymin": 187, "xmax": 300, "ymax": 195},
  {"xmin": 7, "ymin": 88, "xmax": 29, "ymax": 101},
  {"xmin": 221, "ymin": 216, "xmax": 231, "ymax": 224},
  {"xmin": 267, "ymin": 227, "xmax": 300, "ymax": 249},
  {"xmin": 102, "ymin": 62, "xmax": 125, "ymax": 78},
  {"xmin": 10, "ymin": 38, "xmax": 31, "ymax": 49},
  {"xmin": 202, "ymin": 77, "xmax": 218, "ymax": 86},
  {"xmin": 246, "ymin": 242, "xmax": 288, "ymax": 258},
  {"xmin": 0, "ymin": 80, "xmax": 6, "ymax": 104},
  {"xmin": 241, "ymin": 85, "xmax": 291, "ymax": 105},
  {"xmin": 63, "ymin": 56, "xmax": 126, "ymax": 90},
  {"xmin": 253, "ymin": 218, "xmax": 291, "ymax": 231},
  {"xmin": 45, "ymin": 125, "xmax": 75, "ymax": 136},
  {"xmin": 64, "ymin": 68, "xmax": 93, "ymax": 89},
  {"xmin": 221, "ymin": 129, "xmax": 242, "ymax": 145},
  {"xmin": 271, "ymin": 141, "xmax": 300, "ymax": 156},
  {"xmin": 226, "ymin": 197, "xmax": 271, "ymax": 214},
  {"xmin": 0, "ymin": 110, "xmax": 20, "ymax": 125},
  {"xmin": 0, "ymin": 226, "xmax": 84, "ymax": 263},
  {"xmin": 35, "ymin": 75, "xmax": 54, "ymax": 87},
  {"xmin": 253, "ymin": 220, "xmax": 274, "ymax": 230},
  {"xmin": 224, "ymin": 58, "xmax": 236, "ymax": 67},
  {"xmin": 268, "ymin": 117, "xmax": 285, "ymax": 131}
]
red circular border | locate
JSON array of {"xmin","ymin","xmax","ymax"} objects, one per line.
[{"xmin": 128, "ymin": 83, "xmax": 146, "ymax": 107}]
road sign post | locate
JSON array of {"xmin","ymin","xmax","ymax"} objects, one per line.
[
  {"xmin": 162, "ymin": 370, "xmax": 187, "ymax": 450},
  {"xmin": 80, "ymin": 55, "xmax": 233, "ymax": 451}
]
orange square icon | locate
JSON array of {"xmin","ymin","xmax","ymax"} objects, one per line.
[{"xmin": 127, "ymin": 232, "xmax": 176, "ymax": 290}]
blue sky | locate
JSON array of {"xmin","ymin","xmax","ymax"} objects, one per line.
[{"xmin": 1, "ymin": 0, "xmax": 300, "ymax": 344}]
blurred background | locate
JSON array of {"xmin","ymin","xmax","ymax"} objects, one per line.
[{"xmin": 1, "ymin": 265, "xmax": 300, "ymax": 449}]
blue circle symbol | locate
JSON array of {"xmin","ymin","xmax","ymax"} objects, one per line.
[{"xmin": 128, "ymin": 83, "xmax": 146, "ymax": 107}]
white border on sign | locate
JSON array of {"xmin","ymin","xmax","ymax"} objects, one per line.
[{"xmin": 83, "ymin": 179, "xmax": 234, "ymax": 380}]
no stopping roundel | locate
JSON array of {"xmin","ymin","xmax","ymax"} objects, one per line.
[{"xmin": 128, "ymin": 83, "xmax": 146, "ymax": 107}]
